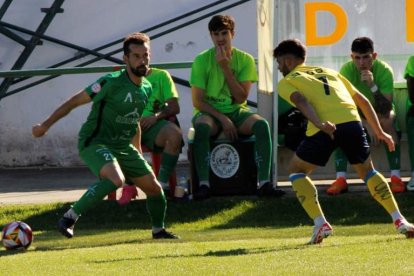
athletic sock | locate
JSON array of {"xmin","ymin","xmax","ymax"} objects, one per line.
[
  {"xmin": 72, "ymin": 179, "xmax": 118, "ymax": 215},
  {"xmin": 252, "ymin": 120, "xmax": 272, "ymax": 182},
  {"xmin": 336, "ymin": 171, "xmax": 347, "ymax": 179},
  {"xmin": 314, "ymin": 216, "xmax": 328, "ymax": 227},
  {"xmin": 146, "ymin": 192, "xmax": 167, "ymax": 229},
  {"xmin": 200, "ymin": 180, "xmax": 210, "ymax": 188},
  {"xmin": 365, "ymin": 170, "xmax": 399, "ymax": 215},
  {"xmin": 385, "ymin": 143, "xmax": 400, "ymax": 171},
  {"xmin": 390, "ymin": 170, "xmax": 401, "ymax": 178},
  {"xmin": 290, "ymin": 173, "xmax": 325, "ymax": 220},
  {"xmin": 64, "ymin": 208, "xmax": 79, "ymax": 221},
  {"xmin": 391, "ymin": 210, "xmax": 404, "ymax": 222},
  {"xmin": 334, "ymin": 148, "xmax": 348, "ymax": 174},
  {"xmin": 158, "ymin": 152, "xmax": 179, "ymax": 184},
  {"xmin": 193, "ymin": 123, "xmax": 211, "ymax": 182}
]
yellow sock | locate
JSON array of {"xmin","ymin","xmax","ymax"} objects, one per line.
[
  {"xmin": 290, "ymin": 173, "xmax": 324, "ymax": 220},
  {"xmin": 366, "ymin": 170, "xmax": 399, "ymax": 214}
]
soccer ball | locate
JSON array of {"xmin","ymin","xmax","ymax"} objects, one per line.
[{"xmin": 1, "ymin": 221, "xmax": 33, "ymax": 250}]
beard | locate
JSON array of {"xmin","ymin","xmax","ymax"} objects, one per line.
[{"xmin": 131, "ymin": 64, "xmax": 148, "ymax": 77}]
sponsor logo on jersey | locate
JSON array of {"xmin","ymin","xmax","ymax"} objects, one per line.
[{"xmin": 210, "ymin": 144, "xmax": 240, "ymax": 178}]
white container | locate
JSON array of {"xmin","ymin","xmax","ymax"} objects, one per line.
[{"xmin": 187, "ymin": 127, "xmax": 195, "ymax": 141}]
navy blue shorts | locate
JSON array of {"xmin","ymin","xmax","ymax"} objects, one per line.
[{"xmin": 296, "ymin": 121, "xmax": 370, "ymax": 166}]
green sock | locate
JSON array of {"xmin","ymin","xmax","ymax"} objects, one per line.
[
  {"xmin": 158, "ymin": 152, "xmax": 179, "ymax": 183},
  {"xmin": 407, "ymin": 116, "xmax": 414, "ymax": 171},
  {"xmin": 72, "ymin": 179, "xmax": 118, "ymax": 215},
  {"xmin": 193, "ymin": 123, "xmax": 211, "ymax": 182},
  {"xmin": 385, "ymin": 143, "xmax": 401, "ymax": 170},
  {"xmin": 252, "ymin": 120, "xmax": 272, "ymax": 182},
  {"xmin": 146, "ymin": 192, "xmax": 167, "ymax": 228},
  {"xmin": 334, "ymin": 148, "xmax": 348, "ymax": 172}
]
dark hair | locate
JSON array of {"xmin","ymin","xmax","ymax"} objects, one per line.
[
  {"xmin": 208, "ymin": 14, "xmax": 235, "ymax": 32},
  {"xmin": 123, "ymin": 32, "xmax": 150, "ymax": 55},
  {"xmin": 273, "ymin": 39, "xmax": 306, "ymax": 60},
  {"xmin": 351, "ymin": 37, "xmax": 374, "ymax": 53}
]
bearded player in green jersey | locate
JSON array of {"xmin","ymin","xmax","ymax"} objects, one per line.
[
  {"xmin": 118, "ymin": 67, "xmax": 183, "ymax": 204},
  {"xmin": 32, "ymin": 32, "xmax": 179, "ymax": 240},
  {"xmin": 274, "ymin": 39, "xmax": 414, "ymax": 244}
]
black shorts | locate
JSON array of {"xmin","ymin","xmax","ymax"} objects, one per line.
[{"xmin": 296, "ymin": 121, "xmax": 370, "ymax": 166}]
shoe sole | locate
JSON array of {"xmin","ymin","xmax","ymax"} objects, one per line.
[{"xmin": 311, "ymin": 232, "xmax": 332, "ymax": 244}]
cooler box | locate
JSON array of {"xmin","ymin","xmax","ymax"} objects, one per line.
[{"xmin": 188, "ymin": 136, "xmax": 257, "ymax": 196}]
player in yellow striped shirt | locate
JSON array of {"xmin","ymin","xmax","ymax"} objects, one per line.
[{"xmin": 273, "ymin": 38, "xmax": 414, "ymax": 244}]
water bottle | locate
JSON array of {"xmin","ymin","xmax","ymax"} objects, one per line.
[
  {"xmin": 174, "ymin": 175, "xmax": 188, "ymax": 199},
  {"xmin": 179, "ymin": 176, "xmax": 188, "ymax": 193}
]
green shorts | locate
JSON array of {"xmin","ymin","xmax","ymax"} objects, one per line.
[
  {"xmin": 141, "ymin": 119, "xmax": 169, "ymax": 153},
  {"xmin": 192, "ymin": 108, "xmax": 255, "ymax": 128},
  {"xmin": 79, "ymin": 144, "xmax": 152, "ymax": 178}
]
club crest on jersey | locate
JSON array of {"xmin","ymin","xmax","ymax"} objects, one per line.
[{"xmin": 91, "ymin": 83, "xmax": 101, "ymax": 93}]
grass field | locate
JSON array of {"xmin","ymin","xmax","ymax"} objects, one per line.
[{"xmin": 1, "ymin": 193, "xmax": 414, "ymax": 275}]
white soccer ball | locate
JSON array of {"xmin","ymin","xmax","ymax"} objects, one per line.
[{"xmin": 1, "ymin": 221, "xmax": 33, "ymax": 250}]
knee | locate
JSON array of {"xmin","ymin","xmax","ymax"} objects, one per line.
[
  {"xmin": 252, "ymin": 119, "xmax": 270, "ymax": 134},
  {"xmin": 146, "ymin": 180, "xmax": 163, "ymax": 196}
]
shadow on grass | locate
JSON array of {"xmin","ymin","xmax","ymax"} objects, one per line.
[{"xmin": 1, "ymin": 193, "xmax": 413, "ymax": 236}]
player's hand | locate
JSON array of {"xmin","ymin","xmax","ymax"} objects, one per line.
[
  {"xmin": 32, "ymin": 124, "xmax": 48, "ymax": 137},
  {"xmin": 318, "ymin": 121, "xmax": 336, "ymax": 140},
  {"xmin": 360, "ymin": 70, "xmax": 374, "ymax": 87},
  {"xmin": 364, "ymin": 123, "xmax": 380, "ymax": 146},
  {"xmin": 377, "ymin": 131, "xmax": 395, "ymax": 152},
  {"xmin": 221, "ymin": 116, "xmax": 238, "ymax": 141},
  {"xmin": 216, "ymin": 46, "xmax": 230, "ymax": 68},
  {"xmin": 140, "ymin": 116, "xmax": 157, "ymax": 131}
]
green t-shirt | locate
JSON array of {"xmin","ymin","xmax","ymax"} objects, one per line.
[
  {"xmin": 404, "ymin": 56, "xmax": 414, "ymax": 108},
  {"xmin": 190, "ymin": 47, "xmax": 258, "ymax": 114},
  {"xmin": 404, "ymin": 56, "xmax": 414, "ymax": 79},
  {"xmin": 143, "ymin": 68, "xmax": 179, "ymax": 117},
  {"xmin": 340, "ymin": 59, "xmax": 394, "ymax": 105},
  {"xmin": 78, "ymin": 69, "xmax": 152, "ymax": 150}
]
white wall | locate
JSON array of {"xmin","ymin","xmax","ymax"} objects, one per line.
[
  {"xmin": 0, "ymin": 0, "xmax": 412, "ymax": 167},
  {"xmin": 0, "ymin": 0, "xmax": 257, "ymax": 166}
]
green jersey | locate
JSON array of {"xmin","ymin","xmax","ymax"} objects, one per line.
[
  {"xmin": 404, "ymin": 56, "xmax": 414, "ymax": 108},
  {"xmin": 143, "ymin": 68, "xmax": 178, "ymax": 117},
  {"xmin": 404, "ymin": 56, "xmax": 414, "ymax": 79},
  {"xmin": 340, "ymin": 59, "xmax": 394, "ymax": 105},
  {"xmin": 190, "ymin": 47, "xmax": 258, "ymax": 114},
  {"xmin": 78, "ymin": 69, "xmax": 152, "ymax": 151}
]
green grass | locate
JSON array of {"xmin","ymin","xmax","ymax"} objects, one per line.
[{"xmin": 1, "ymin": 193, "xmax": 414, "ymax": 275}]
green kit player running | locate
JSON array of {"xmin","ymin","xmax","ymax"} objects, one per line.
[
  {"xmin": 118, "ymin": 67, "xmax": 183, "ymax": 204},
  {"xmin": 32, "ymin": 32, "xmax": 179, "ymax": 240}
]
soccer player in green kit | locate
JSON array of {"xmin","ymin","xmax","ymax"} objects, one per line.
[
  {"xmin": 273, "ymin": 38, "xmax": 414, "ymax": 244},
  {"xmin": 32, "ymin": 32, "xmax": 179, "ymax": 239},
  {"xmin": 327, "ymin": 37, "xmax": 404, "ymax": 195},
  {"xmin": 404, "ymin": 56, "xmax": 414, "ymax": 191},
  {"xmin": 189, "ymin": 14, "xmax": 285, "ymax": 199},
  {"xmin": 118, "ymin": 67, "xmax": 183, "ymax": 204}
]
